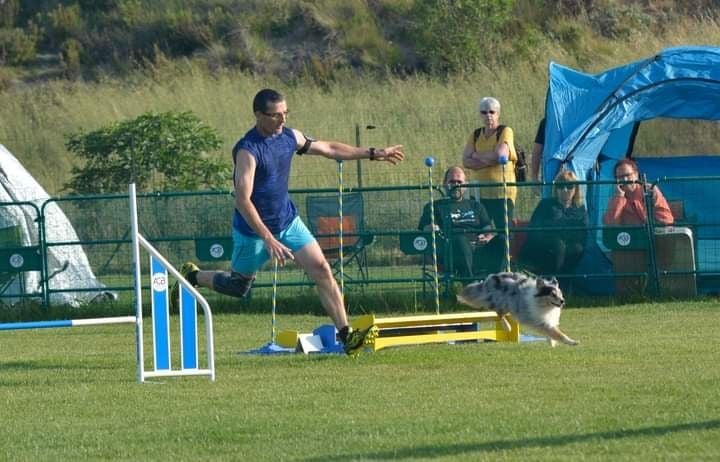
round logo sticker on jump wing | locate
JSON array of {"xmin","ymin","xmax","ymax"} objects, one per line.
[
  {"xmin": 616, "ymin": 232, "xmax": 631, "ymax": 247},
  {"xmin": 152, "ymin": 272, "xmax": 168, "ymax": 292},
  {"xmin": 9, "ymin": 253, "xmax": 24, "ymax": 269},
  {"xmin": 210, "ymin": 243, "xmax": 225, "ymax": 259},
  {"xmin": 413, "ymin": 236, "xmax": 428, "ymax": 251}
]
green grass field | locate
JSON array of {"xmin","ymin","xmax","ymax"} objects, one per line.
[{"xmin": 2, "ymin": 299, "xmax": 719, "ymax": 461}]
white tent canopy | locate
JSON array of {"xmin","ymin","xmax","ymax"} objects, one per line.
[{"xmin": 0, "ymin": 144, "xmax": 114, "ymax": 306}]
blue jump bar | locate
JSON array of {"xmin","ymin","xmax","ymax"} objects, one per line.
[
  {"xmin": 0, "ymin": 317, "xmax": 136, "ymax": 331},
  {"xmin": 0, "ymin": 320, "xmax": 73, "ymax": 331}
]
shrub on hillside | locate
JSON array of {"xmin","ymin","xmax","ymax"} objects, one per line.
[
  {"xmin": 0, "ymin": 26, "xmax": 37, "ymax": 64},
  {"xmin": 37, "ymin": 3, "xmax": 84, "ymax": 49}
]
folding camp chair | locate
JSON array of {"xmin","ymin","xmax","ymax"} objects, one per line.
[{"xmin": 305, "ymin": 192, "xmax": 375, "ymax": 283}]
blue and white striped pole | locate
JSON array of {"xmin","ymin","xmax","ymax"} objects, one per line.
[
  {"xmin": 499, "ymin": 153, "xmax": 511, "ymax": 272},
  {"xmin": 425, "ymin": 156, "xmax": 441, "ymax": 315},
  {"xmin": 271, "ymin": 258, "xmax": 279, "ymax": 345},
  {"xmin": 337, "ymin": 159, "xmax": 345, "ymax": 309}
]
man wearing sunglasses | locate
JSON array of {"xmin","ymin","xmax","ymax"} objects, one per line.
[
  {"xmin": 418, "ymin": 166, "xmax": 503, "ymax": 278},
  {"xmin": 173, "ymin": 88, "xmax": 404, "ymax": 355},
  {"xmin": 603, "ymin": 159, "xmax": 674, "ymax": 226}
]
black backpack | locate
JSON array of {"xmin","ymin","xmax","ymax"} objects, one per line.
[{"xmin": 473, "ymin": 125, "xmax": 527, "ymax": 182}]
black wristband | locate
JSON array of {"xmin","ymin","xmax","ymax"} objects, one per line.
[
  {"xmin": 369, "ymin": 147, "xmax": 376, "ymax": 161},
  {"xmin": 297, "ymin": 136, "xmax": 315, "ymax": 155}
]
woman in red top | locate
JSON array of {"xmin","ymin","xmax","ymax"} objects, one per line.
[{"xmin": 603, "ymin": 159, "xmax": 674, "ymax": 226}]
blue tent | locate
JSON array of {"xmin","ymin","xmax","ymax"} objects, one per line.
[
  {"xmin": 544, "ymin": 46, "xmax": 720, "ymax": 178},
  {"xmin": 540, "ymin": 46, "xmax": 720, "ymax": 293}
]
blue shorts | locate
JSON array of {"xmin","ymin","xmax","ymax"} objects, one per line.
[{"xmin": 231, "ymin": 216, "xmax": 315, "ymax": 273}]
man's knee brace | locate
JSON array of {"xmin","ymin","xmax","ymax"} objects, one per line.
[{"xmin": 213, "ymin": 272, "xmax": 255, "ymax": 298}]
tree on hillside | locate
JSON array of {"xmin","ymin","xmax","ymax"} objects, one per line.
[{"xmin": 64, "ymin": 111, "xmax": 229, "ymax": 194}]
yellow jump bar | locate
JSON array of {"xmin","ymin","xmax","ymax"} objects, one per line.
[{"xmin": 351, "ymin": 312, "xmax": 520, "ymax": 352}]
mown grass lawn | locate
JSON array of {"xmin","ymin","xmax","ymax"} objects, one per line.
[{"xmin": 1, "ymin": 299, "xmax": 719, "ymax": 461}]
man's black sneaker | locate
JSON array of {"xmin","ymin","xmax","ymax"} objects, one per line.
[
  {"xmin": 344, "ymin": 327, "xmax": 371, "ymax": 355},
  {"xmin": 169, "ymin": 262, "xmax": 199, "ymax": 312}
]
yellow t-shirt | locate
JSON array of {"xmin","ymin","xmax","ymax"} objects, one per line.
[{"xmin": 466, "ymin": 126, "xmax": 517, "ymax": 201}]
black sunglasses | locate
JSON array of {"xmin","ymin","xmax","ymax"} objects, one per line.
[
  {"xmin": 556, "ymin": 184, "xmax": 576, "ymax": 191},
  {"xmin": 480, "ymin": 110, "xmax": 497, "ymax": 115},
  {"xmin": 262, "ymin": 110, "xmax": 289, "ymax": 120}
]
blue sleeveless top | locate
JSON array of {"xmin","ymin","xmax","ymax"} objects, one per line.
[{"xmin": 231, "ymin": 127, "xmax": 298, "ymax": 236}]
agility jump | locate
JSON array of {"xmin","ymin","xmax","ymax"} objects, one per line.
[{"xmin": 0, "ymin": 184, "xmax": 215, "ymax": 382}]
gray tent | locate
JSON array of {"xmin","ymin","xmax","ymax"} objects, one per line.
[{"xmin": 0, "ymin": 145, "xmax": 114, "ymax": 306}]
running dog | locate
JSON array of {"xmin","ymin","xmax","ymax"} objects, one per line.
[{"xmin": 457, "ymin": 272, "xmax": 578, "ymax": 347}]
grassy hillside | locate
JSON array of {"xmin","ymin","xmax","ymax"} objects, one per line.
[
  {"xmin": 2, "ymin": 1, "xmax": 718, "ymax": 80},
  {"xmin": 0, "ymin": 4, "xmax": 719, "ymax": 194}
]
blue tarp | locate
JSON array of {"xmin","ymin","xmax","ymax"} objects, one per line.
[
  {"xmin": 543, "ymin": 46, "xmax": 720, "ymax": 181},
  {"xmin": 540, "ymin": 46, "xmax": 720, "ymax": 294}
]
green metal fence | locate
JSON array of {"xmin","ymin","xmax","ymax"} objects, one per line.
[{"xmin": 1, "ymin": 176, "xmax": 718, "ymax": 308}]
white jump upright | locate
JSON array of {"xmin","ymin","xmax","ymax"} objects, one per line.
[{"xmin": 129, "ymin": 183, "xmax": 215, "ymax": 382}]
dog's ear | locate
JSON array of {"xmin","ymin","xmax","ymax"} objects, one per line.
[{"xmin": 549, "ymin": 276, "xmax": 558, "ymax": 285}]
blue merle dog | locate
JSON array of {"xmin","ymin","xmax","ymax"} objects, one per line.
[{"xmin": 457, "ymin": 272, "xmax": 578, "ymax": 347}]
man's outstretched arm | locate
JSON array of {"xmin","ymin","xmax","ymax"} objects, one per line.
[{"xmin": 293, "ymin": 129, "xmax": 404, "ymax": 164}]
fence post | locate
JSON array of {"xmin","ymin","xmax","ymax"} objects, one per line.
[{"xmin": 643, "ymin": 177, "xmax": 661, "ymax": 295}]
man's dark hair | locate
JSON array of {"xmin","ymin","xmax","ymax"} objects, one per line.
[{"xmin": 253, "ymin": 89, "xmax": 285, "ymax": 113}]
